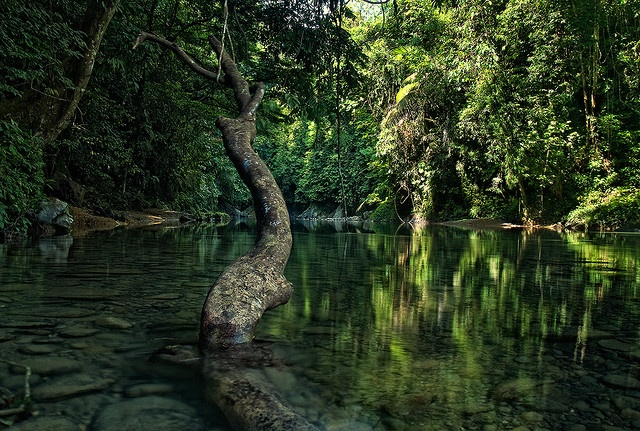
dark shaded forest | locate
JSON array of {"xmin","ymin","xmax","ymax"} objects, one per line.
[{"xmin": 2, "ymin": 0, "xmax": 639, "ymax": 235}]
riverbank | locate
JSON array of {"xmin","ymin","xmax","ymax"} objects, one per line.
[
  {"xmin": 434, "ymin": 218, "xmax": 565, "ymax": 231},
  {"xmin": 69, "ymin": 207, "xmax": 183, "ymax": 236},
  {"xmin": 69, "ymin": 207, "xmax": 555, "ymax": 237}
]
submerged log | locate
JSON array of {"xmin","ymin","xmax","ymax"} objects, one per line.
[
  {"xmin": 203, "ymin": 347, "xmax": 317, "ymax": 431},
  {"xmin": 155, "ymin": 345, "xmax": 318, "ymax": 431}
]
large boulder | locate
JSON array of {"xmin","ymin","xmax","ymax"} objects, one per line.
[{"xmin": 37, "ymin": 198, "xmax": 73, "ymax": 234}]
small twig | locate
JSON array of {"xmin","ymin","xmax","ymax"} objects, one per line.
[
  {"xmin": 23, "ymin": 366, "xmax": 31, "ymax": 403},
  {"xmin": 0, "ymin": 406, "xmax": 25, "ymax": 417},
  {"xmin": 0, "ymin": 359, "xmax": 32, "ymax": 415}
]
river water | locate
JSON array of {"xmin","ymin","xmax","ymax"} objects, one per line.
[{"xmin": 1, "ymin": 221, "xmax": 640, "ymax": 430}]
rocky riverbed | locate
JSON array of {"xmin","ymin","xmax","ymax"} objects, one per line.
[
  {"xmin": 4, "ymin": 311, "xmax": 640, "ymax": 430},
  {"xmin": 3, "ymin": 226, "xmax": 640, "ymax": 431},
  {"xmin": 0, "ymin": 291, "xmax": 225, "ymax": 430}
]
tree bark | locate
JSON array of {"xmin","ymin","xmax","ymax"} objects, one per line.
[
  {"xmin": 134, "ymin": 31, "xmax": 315, "ymax": 431},
  {"xmin": 132, "ymin": 32, "xmax": 293, "ymax": 349},
  {"xmin": 202, "ymin": 347, "xmax": 317, "ymax": 431},
  {"xmin": 200, "ymin": 114, "xmax": 293, "ymax": 349}
]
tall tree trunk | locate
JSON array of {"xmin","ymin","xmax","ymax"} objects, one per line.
[
  {"xmin": 201, "ymin": 34, "xmax": 294, "ymax": 350},
  {"xmin": 201, "ymin": 113, "xmax": 293, "ymax": 348},
  {"xmin": 44, "ymin": 0, "xmax": 121, "ymax": 143}
]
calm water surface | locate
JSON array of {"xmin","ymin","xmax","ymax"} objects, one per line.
[{"xmin": 1, "ymin": 222, "xmax": 640, "ymax": 430}]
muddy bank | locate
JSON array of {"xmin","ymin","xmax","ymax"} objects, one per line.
[
  {"xmin": 69, "ymin": 207, "xmax": 184, "ymax": 236},
  {"xmin": 435, "ymin": 218, "xmax": 524, "ymax": 230},
  {"xmin": 434, "ymin": 218, "xmax": 563, "ymax": 231}
]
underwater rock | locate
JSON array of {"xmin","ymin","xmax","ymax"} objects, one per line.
[
  {"xmin": 31, "ymin": 375, "xmax": 113, "ymax": 401},
  {"xmin": 124, "ymin": 383, "xmax": 175, "ymax": 397},
  {"xmin": 10, "ymin": 357, "xmax": 82, "ymax": 376},
  {"xmin": 94, "ymin": 316, "xmax": 134, "ymax": 330},
  {"xmin": 600, "ymin": 374, "xmax": 640, "ymax": 390},
  {"xmin": 92, "ymin": 396, "xmax": 205, "ymax": 431},
  {"xmin": 7, "ymin": 415, "xmax": 80, "ymax": 431}
]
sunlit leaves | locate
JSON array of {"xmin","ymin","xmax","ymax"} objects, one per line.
[{"xmin": 395, "ymin": 81, "xmax": 419, "ymax": 104}]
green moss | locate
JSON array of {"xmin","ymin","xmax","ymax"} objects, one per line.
[{"xmin": 370, "ymin": 199, "xmax": 399, "ymax": 222}]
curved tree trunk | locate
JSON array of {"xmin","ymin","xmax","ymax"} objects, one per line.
[
  {"xmin": 201, "ymin": 34, "xmax": 294, "ymax": 350},
  {"xmin": 134, "ymin": 32, "xmax": 316, "ymax": 431},
  {"xmin": 133, "ymin": 32, "xmax": 316, "ymax": 431},
  {"xmin": 200, "ymin": 113, "xmax": 293, "ymax": 349},
  {"xmin": 133, "ymin": 31, "xmax": 294, "ymax": 350}
]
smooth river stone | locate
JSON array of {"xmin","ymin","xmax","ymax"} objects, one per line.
[
  {"xmin": 124, "ymin": 383, "xmax": 175, "ymax": 397},
  {"xmin": 586, "ymin": 329, "xmax": 614, "ymax": 339},
  {"xmin": 6, "ymin": 415, "xmax": 79, "ymax": 431},
  {"xmin": 58, "ymin": 326, "xmax": 100, "ymax": 338},
  {"xmin": 11, "ymin": 357, "xmax": 82, "ymax": 376},
  {"xmin": 92, "ymin": 396, "xmax": 205, "ymax": 431},
  {"xmin": 0, "ymin": 320, "xmax": 53, "ymax": 329},
  {"xmin": 43, "ymin": 289, "xmax": 120, "ymax": 301},
  {"xmin": 31, "ymin": 375, "xmax": 114, "ymax": 401},
  {"xmin": 94, "ymin": 316, "xmax": 133, "ymax": 329},
  {"xmin": 18, "ymin": 344, "xmax": 60, "ymax": 355},
  {"xmin": 15, "ymin": 328, "xmax": 53, "ymax": 336},
  {"xmin": 12, "ymin": 307, "xmax": 94, "ymax": 318},
  {"xmin": 601, "ymin": 374, "xmax": 640, "ymax": 389},
  {"xmin": 599, "ymin": 339, "xmax": 634, "ymax": 352}
]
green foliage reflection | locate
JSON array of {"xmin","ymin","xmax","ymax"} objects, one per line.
[{"xmin": 258, "ymin": 226, "xmax": 640, "ymax": 426}]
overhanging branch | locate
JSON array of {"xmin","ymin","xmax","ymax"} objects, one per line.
[{"xmin": 133, "ymin": 32, "xmax": 222, "ymax": 83}]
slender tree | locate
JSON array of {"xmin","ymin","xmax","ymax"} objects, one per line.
[
  {"xmin": 133, "ymin": 26, "xmax": 318, "ymax": 431},
  {"xmin": 0, "ymin": 0, "xmax": 121, "ymax": 143}
]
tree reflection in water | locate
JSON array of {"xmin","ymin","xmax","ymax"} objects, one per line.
[{"xmin": 258, "ymin": 223, "xmax": 640, "ymax": 429}]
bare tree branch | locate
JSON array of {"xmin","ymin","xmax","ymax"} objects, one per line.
[{"xmin": 133, "ymin": 31, "xmax": 221, "ymax": 83}]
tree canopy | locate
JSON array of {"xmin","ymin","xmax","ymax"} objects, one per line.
[{"xmin": 2, "ymin": 0, "xmax": 640, "ymax": 234}]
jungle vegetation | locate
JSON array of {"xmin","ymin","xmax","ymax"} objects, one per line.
[{"xmin": 1, "ymin": 0, "xmax": 639, "ymax": 235}]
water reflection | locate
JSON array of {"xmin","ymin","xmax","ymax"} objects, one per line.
[
  {"xmin": 259, "ymin": 225, "xmax": 640, "ymax": 429},
  {"xmin": 1, "ymin": 225, "xmax": 640, "ymax": 430}
]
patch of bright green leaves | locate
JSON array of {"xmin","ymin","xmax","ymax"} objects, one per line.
[{"xmin": 566, "ymin": 188, "xmax": 640, "ymax": 231}]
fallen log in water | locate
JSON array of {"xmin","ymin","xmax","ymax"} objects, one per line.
[
  {"xmin": 155, "ymin": 345, "xmax": 319, "ymax": 431},
  {"xmin": 202, "ymin": 346, "xmax": 318, "ymax": 431}
]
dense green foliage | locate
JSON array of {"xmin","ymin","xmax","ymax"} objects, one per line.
[
  {"xmin": 0, "ymin": 120, "xmax": 44, "ymax": 234},
  {"xmin": 0, "ymin": 0, "xmax": 85, "ymax": 98},
  {"xmin": 361, "ymin": 0, "xmax": 640, "ymax": 225},
  {"xmin": 1, "ymin": 0, "xmax": 639, "ymax": 235}
]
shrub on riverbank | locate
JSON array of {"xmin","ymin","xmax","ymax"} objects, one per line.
[{"xmin": 566, "ymin": 187, "xmax": 640, "ymax": 231}]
